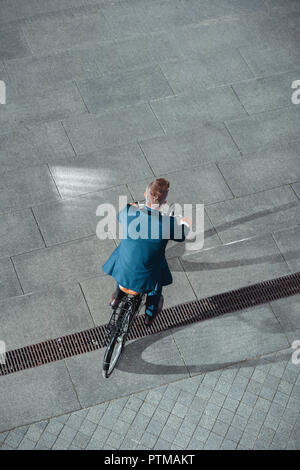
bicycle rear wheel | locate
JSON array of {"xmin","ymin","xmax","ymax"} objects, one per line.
[{"xmin": 102, "ymin": 307, "xmax": 132, "ymax": 378}]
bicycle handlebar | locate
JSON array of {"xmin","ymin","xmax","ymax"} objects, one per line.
[{"xmin": 133, "ymin": 200, "xmax": 182, "ymax": 218}]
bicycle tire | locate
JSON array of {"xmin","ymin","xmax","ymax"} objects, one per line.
[{"xmin": 102, "ymin": 306, "xmax": 134, "ymax": 378}]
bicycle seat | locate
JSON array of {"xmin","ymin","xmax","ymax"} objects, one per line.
[{"xmin": 119, "ymin": 285, "xmax": 140, "ymax": 296}]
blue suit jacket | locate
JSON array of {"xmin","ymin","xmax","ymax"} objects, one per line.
[{"xmin": 102, "ymin": 204, "xmax": 188, "ymax": 293}]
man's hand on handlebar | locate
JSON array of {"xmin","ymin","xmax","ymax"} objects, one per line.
[{"xmin": 180, "ymin": 216, "xmax": 192, "ymax": 228}]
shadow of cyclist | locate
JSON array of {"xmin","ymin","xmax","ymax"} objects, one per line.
[{"xmin": 116, "ymin": 326, "xmax": 292, "ymax": 377}]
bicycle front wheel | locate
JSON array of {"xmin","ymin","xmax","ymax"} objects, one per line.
[{"xmin": 102, "ymin": 309, "xmax": 132, "ymax": 378}]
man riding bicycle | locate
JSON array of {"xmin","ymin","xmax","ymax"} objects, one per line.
[{"xmin": 102, "ymin": 178, "xmax": 191, "ymax": 327}]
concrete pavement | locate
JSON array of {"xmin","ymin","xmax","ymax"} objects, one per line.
[
  {"xmin": 1, "ymin": 344, "xmax": 299, "ymax": 450},
  {"xmin": 0, "ymin": 0, "xmax": 300, "ymax": 449}
]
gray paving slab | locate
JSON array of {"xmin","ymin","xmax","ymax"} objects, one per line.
[
  {"xmin": 180, "ymin": 234, "xmax": 290, "ymax": 298},
  {"xmin": 206, "ymin": 185, "xmax": 300, "ymax": 243},
  {"xmin": 128, "ymin": 164, "xmax": 233, "ymax": 206},
  {"xmin": 0, "ymin": 60, "xmax": 10, "ymax": 91},
  {"xmin": 32, "ymin": 184, "xmax": 132, "ymax": 246},
  {"xmin": 272, "ymin": 225, "xmax": 300, "ymax": 273},
  {"xmin": 215, "ymin": 0, "xmax": 269, "ymax": 15},
  {"xmin": 105, "ymin": 31, "xmax": 180, "ymax": 72},
  {"xmin": 218, "ymin": 141, "xmax": 300, "ymax": 196},
  {"xmin": 0, "ymin": 0, "xmax": 40, "ymax": 24},
  {"xmin": 0, "ymin": 209, "xmax": 44, "ymax": 258},
  {"xmin": 239, "ymin": 43, "xmax": 300, "ymax": 76},
  {"xmin": 74, "ymin": 274, "xmax": 107, "ymax": 324},
  {"xmin": 163, "ymin": 165, "xmax": 233, "ymax": 205},
  {"xmin": 62, "ymin": 103, "xmax": 164, "ymax": 155},
  {"xmin": 232, "ymin": 70, "xmax": 300, "ymax": 114},
  {"xmin": 265, "ymin": 0, "xmax": 300, "ymax": 16},
  {"xmin": 0, "ymin": 82, "xmax": 87, "ymax": 136},
  {"xmin": 0, "ymin": 27, "xmax": 31, "ymax": 60},
  {"xmin": 292, "ymin": 181, "xmax": 300, "ymax": 200},
  {"xmin": 2, "ymin": 430, "xmax": 26, "ymax": 448},
  {"xmin": 150, "ymin": 86, "xmax": 246, "ymax": 134},
  {"xmin": 0, "ymin": 257, "xmax": 22, "ymax": 300},
  {"xmin": 0, "ymin": 122, "xmax": 75, "ymax": 171},
  {"xmin": 0, "ymin": 165, "xmax": 60, "ymax": 213},
  {"xmin": 68, "ymin": 39, "xmax": 123, "ymax": 77},
  {"xmin": 22, "ymin": 7, "xmax": 113, "ymax": 55},
  {"xmin": 65, "ymin": 331, "xmax": 189, "ymax": 407},
  {"xmin": 160, "ymin": 50, "xmax": 254, "ymax": 93},
  {"xmin": 18, "ymin": 437, "xmax": 37, "ymax": 450},
  {"xmin": 68, "ymin": 32, "xmax": 180, "ymax": 78},
  {"xmin": 168, "ymin": 16, "xmax": 264, "ymax": 59},
  {"xmin": 225, "ymin": 106, "xmax": 300, "ymax": 155},
  {"xmin": 76, "ymin": 65, "xmax": 174, "ymax": 114},
  {"xmin": 78, "ymin": 275, "xmax": 115, "ymax": 326},
  {"xmin": 172, "ymin": 305, "xmax": 289, "ymax": 376},
  {"xmin": 104, "ymin": 0, "xmax": 268, "ymax": 41},
  {"xmin": 0, "ymin": 282, "xmax": 94, "ymax": 350},
  {"xmin": 0, "ymin": 0, "xmax": 105, "ymax": 24},
  {"xmin": 0, "ymin": 361, "xmax": 80, "ymax": 432},
  {"xmin": 139, "ymin": 123, "xmax": 240, "ymax": 175},
  {"xmin": 245, "ymin": 14, "xmax": 300, "ymax": 51},
  {"xmin": 100, "ymin": 0, "xmax": 207, "ymax": 38},
  {"xmin": 5, "ymin": 49, "xmax": 101, "ymax": 97},
  {"xmin": 33, "ymin": 430, "xmax": 56, "ymax": 449},
  {"xmin": 25, "ymin": 421, "xmax": 48, "ymax": 442},
  {"xmin": 49, "ymin": 143, "xmax": 153, "ymax": 198},
  {"xmin": 118, "ymin": 175, "xmax": 153, "ymax": 201},
  {"xmin": 12, "ymin": 235, "xmax": 115, "ymax": 293},
  {"xmin": 290, "ymin": 417, "xmax": 300, "ymax": 448}
]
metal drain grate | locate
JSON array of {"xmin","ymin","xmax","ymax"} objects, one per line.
[{"xmin": 1, "ymin": 271, "xmax": 300, "ymax": 376}]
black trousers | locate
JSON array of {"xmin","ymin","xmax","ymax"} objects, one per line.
[{"xmin": 114, "ymin": 283, "xmax": 162, "ymax": 318}]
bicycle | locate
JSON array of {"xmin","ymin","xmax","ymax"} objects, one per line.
[
  {"xmin": 102, "ymin": 286, "xmax": 145, "ymax": 378},
  {"xmin": 102, "ymin": 200, "xmax": 182, "ymax": 379}
]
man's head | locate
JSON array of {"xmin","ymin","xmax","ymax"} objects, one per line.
[{"xmin": 144, "ymin": 178, "xmax": 170, "ymax": 208}]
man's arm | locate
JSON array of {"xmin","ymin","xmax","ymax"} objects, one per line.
[
  {"xmin": 117, "ymin": 203, "xmax": 132, "ymax": 232},
  {"xmin": 170, "ymin": 216, "xmax": 191, "ymax": 242}
]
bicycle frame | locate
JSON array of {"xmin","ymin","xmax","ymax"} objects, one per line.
[
  {"xmin": 103, "ymin": 292, "xmax": 145, "ymax": 378},
  {"xmin": 106, "ymin": 294, "xmax": 143, "ymax": 337}
]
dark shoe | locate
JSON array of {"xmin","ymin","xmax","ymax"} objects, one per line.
[
  {"xmin": 144, "ymin": 314, "xmax": 155, "ymax": 327},
  {"xmin": 144, "ymin": 295, "xmax": 164, "ymax": 327},
  {"xmin": 110, "ymin": 292, "xmax": 121, "ymax": 309},
  {"xmin": 157, "ymin": 294, "xmax": 164, "ymax": 314}
]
